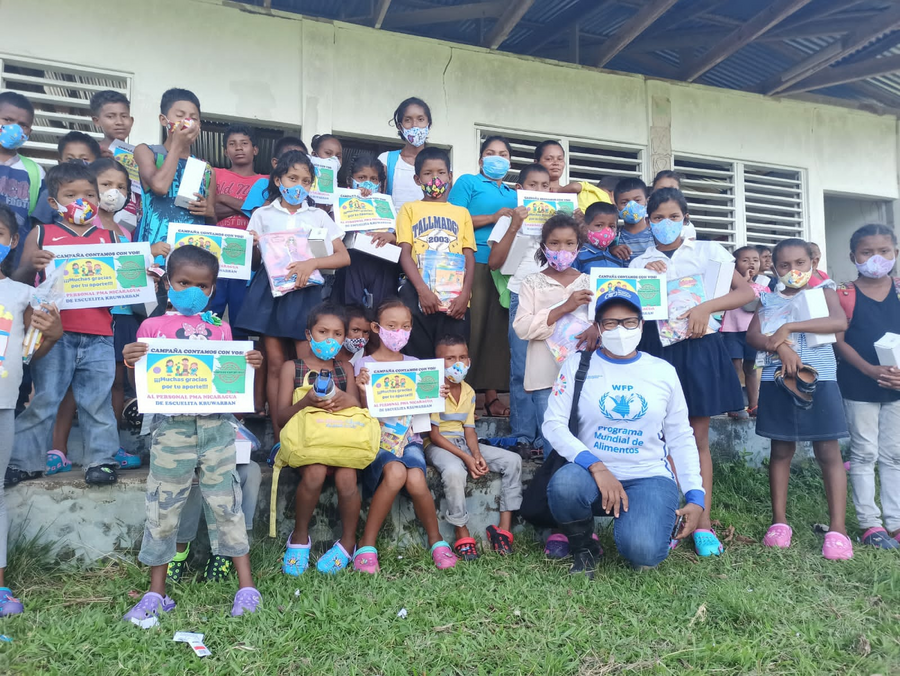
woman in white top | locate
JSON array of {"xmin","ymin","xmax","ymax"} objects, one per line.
[{"xmin": 378, "ymin": 97, "xmax": 433, "ymax": 210}]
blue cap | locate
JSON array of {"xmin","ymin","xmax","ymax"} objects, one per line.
[{"xmin": 594, "ymin": 286, "xmax": 643, "ymax": 317}]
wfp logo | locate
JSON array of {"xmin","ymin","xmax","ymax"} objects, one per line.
[{"xmin": 599, "ymin": 391, "xmax": 648, "ymax": 421}]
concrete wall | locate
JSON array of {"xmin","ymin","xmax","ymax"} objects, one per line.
[{"xmin": 1, "ymin": 0, "xmax": 898, "ymax": 267}]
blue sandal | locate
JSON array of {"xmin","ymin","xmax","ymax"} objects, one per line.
[
  {"xmin": 693, "ymin": 529, "xmax": 724, "ymax": 557},
  {"xmin": 46, "ymin": 450, "xmax": 71, "ymax": 475},
  {"xmin": 282, "ymin": 535, "xmax": 310, "ymax": 576},
  {"xmin": 317, "ymin": 541, "xmax": 352, "ymax": 574}
]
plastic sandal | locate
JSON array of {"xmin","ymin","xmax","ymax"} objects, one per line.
[
  {"xmin": 693, "ymin": 529, "xmax": 724, "ymax": 557},
  {"xmin": 822, "ymin": 531, "xmax": 854, "ymax": 560},
  {"xmin": 0, "ymin": 587, "xmax": 23, "ymax": 617},
  {"xmin": 544, "ymin": 533, "xmax": 569, "ymax": 559},
  {"xmin": 727, "ymin": 409, "xmax": 750, "ymax": 420},
  {"xmin": 795, "ymin": 365, "xmax": 819, "ymax": 394},
  {"xmin": 430, "ymin": 541, "xmax": 458, "ymax": 570},
  {"xmin": 4, "ymin": 467, "xmax": 41, "ymax": 487},
  {"xmin": 115, "ymin": 448, "xmax": 141, "ymax": 469},
  {"xmin": 122, "ymin": 592, "xmax": 176, "ymax": 627},
  {"xmin": 282, "ymin": 535, "xmax": 311, "ymax": 576},
  {"xmin": 46, "ymin": 450, "xmax": 72, "ymax": 475},
  {"xmin": 484, "ymin": 398, "xmax": 510, "ymax": 417},
  {"xmin": 204, "ymin": 554, "xmax": 234, "ymax": 582},
  {"xmin": 353, "ymin": 546, "xmax": 380, "ymax": 574},
  {"xmin": 317, "ymin": 541, "xmax": 352, "ymax": 574},
  {"xmin": 747, "ymin": 405, "xmax": 758, "ymax": 417},
  {"xmin": 231, "ymin": 587, "xmax": 262, "ymax": 617},
  {"xmin": 453, "ymin": 537, "xmax": 479, "ymax": 561},
  {"xmin": 167, "ymin": 543, "xmax": 190, "ymax": 583},
  {"xmin": 762, "ymin": 523, "xmax": 792, "ymax": 548},
  {"xmin": 486, "ymin": 525, "xmax": 514, "ymax": 555},
  {"xmin": 122, "ymin": 398, "xmax": 143, "ymax": 431},
  {"xmin": 861, "ymin": 527, "xmax": 899, "ymax": 550},
  {"xmin": 774, "ymin": 369, "xmax": 813, "ymax": 409}
]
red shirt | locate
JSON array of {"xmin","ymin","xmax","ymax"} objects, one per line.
[{"xmin": 216, "ymin": 168, "xmax": 264, "ymax": 230}]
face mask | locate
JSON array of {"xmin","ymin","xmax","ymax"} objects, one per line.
[
  {"xmin": 351, "ymin": 179, "xmax": 381, "ymax": 193},
  {"xmin": 309, "ymin": 336, "xmax": 342, "ymax": 361},
  {"xmin": 0, "ymin": 123, "xmax": 28, "ymax": 150},
  {"xmin": 279, "ymin": 183, "xmax": 309, "ymax": 206},
  {"xmin": 420, "ymin": 177, "xmax": 448, "ymax": 199},
  {"xmin": 403, "ymin": 126, "xmax": 429, "ymax": 147},
  {"xmin": 779, "ymin": 269, "xmax": 812, "ymax": 289},
  {"xmin": 544, "ymin": 248, "xmax": 577, "ymax": 272},
  {"xmin": 378, "ymin": 326, "xmax": 410, "ymax": 352},
  {"xmin": 445, "ymin": 361, "xmax": 469, "ymax": 384},
  {"xmin": 0, "ymin": 242, "xmax": 10, "ymax": 265},
  {"xmin": 482, "ymin": 156, "xmax": 510, "ymax": 180},
  {"xmin": 342, "ymin": 336, "xmax": 368, "ymax": 354},
  {"xmin": 587, "ymin": 227, "xmax": 616, "ymax": 249},
  {"xmin": 618, "ymin": 200, "xmax": 647, "ymax": 225},
  {"xmin": 855, "ymin": 253, "xmax": 895, "ymax": 279},
  {"xmin": 99, "ymin": 189, "xmax": 127, "ymax": 213},
  {"xmin": 601, "ymin": 325, "xmax": 642, "ymax": 357},
  {"xmin": 168, "ymin": 286, "xmax": 210, "ymax": 316},
  {"xmin": 165, "ymin": 117, "xmax": 195, "ymax": 134},
  {"xmin": 56, "ymin": 198, "xmax": 97, "ymax": 225},
  {"xmin": 650, "ymin": 218, "xmax": 684, "ymax": 246}
]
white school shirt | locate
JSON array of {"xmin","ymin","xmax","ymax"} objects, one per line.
[
  {"xmin": 629, "ymin": 236, "xmax": 733, "ymax": 280},
  {"xmin": 487, "ymin": 216, "xmax": 543, "ymax": 294},
  {"xmin": 542, "ymin": 350, "xmax": 705, "ymax": 499},
  {"xmin": 0, "ymin": 278, "xmax": 32, "ymax": 409},
  {"xmin": 247, "ymin": 200, "xmax": 343, "ymax": 240},
  {"xmin": 378, "ymin": 151, "xmax": 420, "ymax": 210}
]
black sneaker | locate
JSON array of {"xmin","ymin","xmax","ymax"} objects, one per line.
[
  {"xmin": 204, "ymin": 554, "xmax": 234, "ymax": 582},
  {"xmin": 4, "ymin": 467, "xmax": 42, "ymax": 488},
  {"xmin": 85, "ymin": 465, "xmax": 118, "ymax": 485}
]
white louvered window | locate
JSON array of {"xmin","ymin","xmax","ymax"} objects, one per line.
[
  {"xmin": 742, "ymin": 164, "xmax": 805, "ymax": 247},
  {"xmin": 674, "ymin": 156, "xmax": 737, "ymax": 247},
  {"xmin": 0, "ymin": 54, "xmax": 131, "ymax": 167}
]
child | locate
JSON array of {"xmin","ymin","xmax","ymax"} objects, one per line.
[
  {"xmin": 379, "ymin": 97, "xmax": 432, "ymax": 209},
  {"xmin": 425, "ymin": 334, "xmax": 522, "ymax": 560},
  {"xmin": 651, "ymin": 170, "xmax": 682, "ymax": 191},
  {"xmin": 809, "ymin": 242, "xmax": 830, "ymax": 286},
  {"xmin": 533, "ymin": 141, "xmax": 610, "ymax": 212},
  {"xmin": 133, "ymin": 88, "xmax": 216, "ymax": 265},
  {"xmin": 574, "ymin": 202, "xmax": 625, "ymax": 273},
  {"xmin": 0, "ymin": 204, "xmax": 63, "ymax": 616},
  {"xmin": 7, "ymin": 163, "xmax": 124, "ymax": 486},
  {"xmin": 241, "ymin": 136, "xmax": 308, "ymax": 217},
  {"xmin": 58, "ymin": 131, "xmax": 101, "ymax": 164},
  {"xmin": 234, "ymin": 151, "xmax": 350, "ymax": 447},
  {"xmin": 277, "ymin": 303, "xmax": 363, "ymax": 575},
  {"xmin": 610, "ymin": 177, "xmax": 653, "ymax": 263},
  {"xmin": 335, "ymin": 303, "xmax": 371, "ymax": 368},
  {"xmin": 311, "ymin": 133, "xmax": 343, "ymax": 167},
  {"xmin": 835, "ymin": 224, "xmax": 900, "ymax": 549},
  {"xmin": 747, "ymin": 238, "xmax": 851, "ymax": 559},
  {"xmin": 755, "ymin": 245, "xmax": 778, "ymax": 291},
  {"xmin": 353, "ymin": 299, "xmax": 457, "ymax": 572},
  {"xmin": 488, "ymin": 164, "xmax": 550, "ymax": 458},
  {"xmin": 90, "ymin": 90, "xmax": 141, "ymax": 231},
  {"xmin": 631, "ymin": 188, "xmax": 755, "ymax": 557},
  {"xmin": 121, "ymin": 245, "xmax": 264, "ymax": 622},
  {"xmin": 396, "ymin": 147, "xmax": 475, "ymax": 359},
  {"xmin": 332, "ymin": 154, "xmax": 400, "ymax": 309},
  {"xmin": 513, "ymin": 213, "xmax": 595, "ymax": 459},
  {"xmin": 721, "ymin": 245, "xmax": 766, "ymax": 419}
]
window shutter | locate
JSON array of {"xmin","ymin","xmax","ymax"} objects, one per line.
[
  {"xmin": 742, "ymin": 164, "xmax": 805, "ymax": 247},
  {"xmin": 674, "ymin": 156, "xmax": 737, "ymax": 248}
]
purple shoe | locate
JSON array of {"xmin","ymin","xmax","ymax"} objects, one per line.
[
  {"xmin": 122, "ymin": 592, "xmax": 175, "ymax": 627},
  {"xmin": 0, "ymin": 587, "xmax": 23, "ymax": 617},
  {"xmin": 545, "ymin": 533, "xmax": 569, "ymax": 559},
  {"xmin": 231, "ymin": 587, "xmax": 262, "ymax": 617}
]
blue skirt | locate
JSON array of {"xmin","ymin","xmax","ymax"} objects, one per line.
[
  {"xmin": 112, "ymin": 314, "xmax": 140, "ymax": 362},
  {"xmin": 362, "ymin": 443, "xmax": 427, "ymax": 498},
  {"xmin": 756, "ymin": 380, "xmax": 849, "ymax": 442},
  {"xmin": 234, "ymin": 267, "xmax": 323, "ymax": 340}
]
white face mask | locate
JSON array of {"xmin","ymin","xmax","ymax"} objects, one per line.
[
  {"xmin": 601, "ymin": 325, "xmax": 642, "ymax": 357},
  {"xmin": 99, "ymin": 188, "xmax": 127, "ymax": 213}
]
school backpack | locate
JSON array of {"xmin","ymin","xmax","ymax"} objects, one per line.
[
  {"xmin": 836, "ymin": 278, "xmax": 900, "ymax": 320},
  {"xmin": 20, "ymin": 155, "xmax": 42, "ymax": 216}
]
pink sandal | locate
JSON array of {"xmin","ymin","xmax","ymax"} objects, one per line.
[
  {"xmin": 762, "ymin": 523, "xmax": 792, "ymax": 548},
  {"xmin": 430, "ymin": 541, "xmax": 457, "ymax": 570},
  {"xmin": 822, "ymin": 532, "xmax": 854, "ymax": 560}
]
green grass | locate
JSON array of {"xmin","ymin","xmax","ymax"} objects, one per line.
[{"xmin": 1, "ymin": 461, "xmax": 899, "ymax": 675}]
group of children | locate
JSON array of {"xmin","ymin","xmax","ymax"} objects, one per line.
[{"xmin": 0, "ymin": 85, "xmax": 898, "ymax": 625}]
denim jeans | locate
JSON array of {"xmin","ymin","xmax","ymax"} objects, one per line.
[
  {"xmin": 11, "ymin": 333, "xmax": 118, "ymax": 474},
  {"xmin": 547, "ymin": 464, "xmax": 678, "ymax": 569},
  {"xmin": 177, "ymin": 460, "xmax": 262, "ymax": 542},
  {"xmin": 532, "ymin": 387, "xmax": 552, "ymax": 458},
  {"xmin": 509, "ymin": 291, "xmax": 540, "ymax": 448}
]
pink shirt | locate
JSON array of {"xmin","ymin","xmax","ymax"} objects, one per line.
[
  {"xmin": 216, "ymin": 169, "xmax": 264, "ymax": 230},
  {"xmin": 137, "ymin": 311, "xmax": 233, "ymax": 341}
]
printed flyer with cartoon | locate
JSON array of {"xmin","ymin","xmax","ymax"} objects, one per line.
[
  {"xmin": 44, "ymin": 242, "xmax": 155, "ymax": 309},
  {"xmin": 365, "ymin": 359, "xmax": 446, "ymax": 418},
  {"xmin": 166, "ymin": 223, "xmax": 253, "ymax": 280},
  {"xmin": 590, "ymin": 269, "xmax": 668, "ymax": 321},
  {"xmin": 516, "ymin": 190, "xmax": 577, "ymax": 236},
  {"xmin": 332, "ymin": 188, "xmax": 397, "ymax": 231},
  {"xmin": 135, "ymin": 339, "xmax": 255, "ymax": 414}
]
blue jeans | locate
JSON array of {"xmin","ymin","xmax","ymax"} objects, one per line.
[
  {"xmin": 532, "ymin": 387, "xmax": 552, "ymax": 458},
  {"xmin": 547, "ymin": 465, "xmax": 678, "ymax": 569},
  {"xmin": 11, "ymin": 332, "xmax": 118, "ymax": 474},
  {"xmin": 508, "ymin": 292, "xmax": 540, "ymax": 448}
]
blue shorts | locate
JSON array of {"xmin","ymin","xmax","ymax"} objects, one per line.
[
  {"xmin": 722, "ymin": 330, "xmax": 757, "ymax": 363},
  {"xmin": 362, "ymin": 443, "xmax": 427, "ymax": 497}
]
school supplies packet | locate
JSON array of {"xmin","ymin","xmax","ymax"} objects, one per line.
[
  {"xmin": 419, "ymin": 250, "xmax": 465, "ymax": 312},
  {"xmin": 258, "ymin": 231, "xmax": 325, "ymax": 297},
  {"xmin": 756, "ymin": 286, "xmax": 836, "ymax": 367},
  {"xmin": 547, "ymin": 313, "xmax": 592, "ymax": 364},
  {"xmin": 379, "ymin": 415, "xmax": 412, "ymax": 456},
  {"xmin": 21, "ymin": 266, "xmax": 66, "ymax": 365},
  {"xmin": 875, "ymin": 332, "xmax": 900, "ymax": 367},
  {"xmin": 658, "ymin": 275, "xmax": 711, "ymax": 347}
]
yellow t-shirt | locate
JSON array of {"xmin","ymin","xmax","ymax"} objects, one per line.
[
  {"xmin": 395, "ymin": 199, "xmax": 477, "ymax": 269},
  {"xmin": 428, "ymin": 381, "xmax": 477, "ymax": 442},
  {"xmin": 577, "ymin": 181, "xmax": 613, "ymax": 212}
]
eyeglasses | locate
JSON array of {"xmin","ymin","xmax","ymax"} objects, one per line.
[{"xmin": 599, "ymin": 317, "xmax": 641, "ymax": 330}]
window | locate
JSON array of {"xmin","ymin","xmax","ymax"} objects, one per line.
[
  {"xmin": 0, "ymin": 54, "xmax": 130, "ymax": 167},
  {"xmin": 674, "ymin": 154, "xmax": 806, "ymax": 249}
]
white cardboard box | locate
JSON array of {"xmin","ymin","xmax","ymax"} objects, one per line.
[
  {"xmin": 703, "ymin": 260, "xmax": 734, "ymax": 301},
  {"xmin": 875, "ymin": 332, "xmax": 900, "ymax": 367},
  {"xmin": 500, "ymin": 233, "xmax": 535, "ymax": 276},
  {"xmin": 235, "ymin": 428, "xmax": 252, "ymax": 464},
  {"xmin": 343, "ymin": 231, "xmax": 401, "ymax": 263},
  {"xmin": 308, "ymin": 227, "xmax": 335, "ymax": 274},
  {"xmin": 174, "ymin": 157, "xmax": 208, "ymax": 209},
  {"xmin": 791, "ymin": 287, "xmax": 836, "ymax": 347}
]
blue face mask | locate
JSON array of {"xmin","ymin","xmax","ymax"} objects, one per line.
[
  {"xmin": 309, "ymin": 336, "xmax": 342, "ymax": 361},
  {"xmin": 650, "ymin": 218, "xmax": 684, "ymax": 245},
  {"xmin": 482, "ymin": 155, "xmax": 511, "ymax": 180},
  {"xmin": 279, "ymin": 183, "xmax": 309, "ymax": 206},
  {"xmin": 168, "ymin": 286, "xmax": 210, "ymax": 316},
  {"xmin": 618, "ymin": 200, "xmax": 647, "ymax": 225},
  {"xmin": 0, "ymin": 124, "xmax": 28, "ymax": 150},
  {"xmin": 352, "ymin": 179, "xmax": 381, "ymax": 193},
  {"xmin": 0, "ymin": 242, "xmax": 10, "ymax": 266}
]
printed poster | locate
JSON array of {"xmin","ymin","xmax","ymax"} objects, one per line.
[
  {"xmin": 310, "ymin": 155, "xmax": 340, "ymax": 205},
  {"xmin": 517, "ymin": 190, "xmax": 577, "ymax": 236},
  {"xmin": 590, "ymin": 269, "xmax": 668, "ymax": 321},
  {"xmin": 135, "ymin": 338, "xmax": 255, "ymax": 414},
  {"xmin": 109, "ymin": 139, "xmax": 140, "ymax": 184},
  {"xmin": 167, "ymin": 223, "xmax": 252, "ymax": 280},
  {"xmin": 45, "ymin": 242, "xmax": 155, "ymax": 309},
  {"xmin": 333, "ymin": 188, "xmax": 397, "ymax": 231},
  {"xmin": 365, "ymin": 358, "xmax": 445, "ymax": 418}
]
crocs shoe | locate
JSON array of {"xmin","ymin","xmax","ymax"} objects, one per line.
[
  {"xmin": 545, "ymin": 533, "xmax": 569, "ymax": 559},
  {"xmin": 861, "ymin": 527, "xmax": 900, "ymax": 550},
  {"xmin": 353, "ymin": 546, "xmax": 380, "ymax": 574},
  {"xmin": 0, "ymin": 588, "xmax": 23, "ymax": 617},
  {"xmin": 122, "ymin": 591, "xmax": 175, "ymax": 627},
  {"xmin": 4, "ymin": 467, "xmax": 41, "ymax": 488},
  {"xmin": 693, "ymin": 529, "xmax": 724, "ymax": 557},
  {"xmin": 762, "ymin": 523, "xmax": 793, "ymax": 549},
  {"xmin": 317, "ymin": 541, "xmax": 352, "ymax": 574},
  {"xmin": 282, "ymin": 536, "xmax": 311, "ymax": 577},
  {"xmin": 204, "ymin": 554, "xmax": 234, "ymax": 582},
  {"xmin": 267, "ymin": 442, "xmax": 281, "ymax": 468},
  {"xmin": 167, "ymin": 544, "xmax": 190, "ymax": 583},
  {"xmin": 823, "ymin": 531, "xmax": 854, "ymax": 560},
  {"xmin": 454, "ymin": 537, "xmax": 479, "ymax": 561},
  {"xmin": 486, "ymin": 525, "xmax": 514, "ymax": 555},
  {"xmin": 231, "ymin": 587, "xmax": 261, "ymax": 617},
  {"xmin": 46, "ymin": 450, "xmax": 71, "ymax": 475},
  {"xmin": 123, "ymin": 398, "xmax": 143, "ymax": 431},
  {"xmin": 85, "ymin": 465, "xmax": 118, "ymax": 486},
  {"xmin": 115, "ymin": 448, "xmax": 141, "ymax": 470},
  {"xmin": 430, "ymin": 541, "xmax": 457, "ymax": 570}
]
